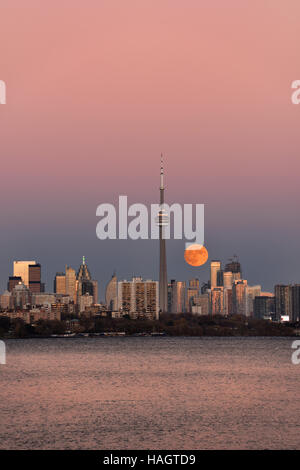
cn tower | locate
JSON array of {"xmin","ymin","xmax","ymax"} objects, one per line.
[{"xmin": 159, "ymin": 155, "xmax": 168, "ymax": 314}]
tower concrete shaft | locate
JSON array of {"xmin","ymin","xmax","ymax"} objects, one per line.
[{"xmin": 159, "ymin": 155, "xmax": 168, "ymax": 314}]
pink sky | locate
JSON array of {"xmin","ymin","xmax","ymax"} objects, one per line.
[{"xmin": 0, "ymin": 1, "xmax": 300, "ymax": 293}]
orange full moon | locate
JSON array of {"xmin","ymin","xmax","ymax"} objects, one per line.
[{"xmin": 184, "ymin": 244, "xmax": 208, "ymax": 267}]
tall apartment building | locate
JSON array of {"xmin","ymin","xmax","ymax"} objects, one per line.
[
  {"xmin": 223, "ymin": 271, "xmax": 233, "ymax": 289},
  {"xmin": 54, "ymin": 272, "xmax": 66, "ymax": 294},
  {"xmin": 232, "ymin": 280, "xmax": 248, "ymax": 316},
  {"xmin": 92, "ymin": 280, "xmax": 98, "ymax": 305},
  {"xmin": 186, "ymin": 288, "xmax": 199, "ymax": 312},
  {"xmin": 275, "ymin": 285, "xmax": 291, "ymax": 321},
  {"xmin": 210, "ymin": 261, "xmax": 221, "ymax": 289},
  {"xmin": 170, "ymin": 280, "xmax": 186, "ymax": 313},
  {"xmin": 210, "ymin": 287, "xmax": 224, "ymax": 315},
  {"xmin": 246, "ymin": 285, "xmax": 261, "ymax": 317},
  {"xmin": 192, "ymin": 293, "xmax": 210, "ymax": 315},
  {"xmin": 185, "ymin": 279, "xmax": 200, "ymax": 312},
  {"xmin": 291, "ymin": 285, "xmax": 300, "ymax": 322},
  {"xmin": 224, "ymin": 288, "xmax": 233, "ymax": 315},
  {"xmin": 118, "ymin": 277, "xmax": 159, "ymax": 319}
]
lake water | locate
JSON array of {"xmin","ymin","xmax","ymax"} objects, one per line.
[{"xmin": 0, "ymin": 337, "xmax": 299, "ymax": 449}]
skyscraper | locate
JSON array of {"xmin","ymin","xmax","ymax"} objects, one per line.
[
  {"xmin": 170, "ymin": 281, "xmax": 186, "ymax": 313},
  {"xmin": 275, "ymin": 285, "xmax": 291, "ymax": 321},
  {"xmin": 246, "ymin": 285, "xmax": 261, "ymax": 317},
  {"xmin": 105, "ymin": 273, "xmax": 117, "ymax": 310},
  {"xmin": 28, "ymin": 263, "xmax": 41, "ymax": 293},
  {"xmin": 210, "ymin": 260, "xmax": 221, "ymax": 289},
  {"xmin": 92, "ymin": 280, "xmax": 98, "ymax": 304},
  {"xmin": 158, "ymin": 156, "xmax": 168, "ymax": 313},
  {"xmin": 77, "ymin": 256, "xmax": 92, "ymax": 282},
  {"xmin": 254, "ymin": 296, "xmax": 275, "ymax": 319},
  {"xmin": 65, "ymin": 265, "xmax": 76, "ymax": 303},
  {"xmin": 186, "ymin": 283, "xmax": 199, "ymax": 312},
  {"xmin": 225, "ymin": 256, "xmax": 242, "ymax": 282},
  {"xmin": 13, "ymin": 261, "xmax": 36, "ymax": 287},
  {"xmin": 291, "ymin": 285, "xmax": 300, "ymax": 322},
  {"xmin": 77, "ymin": 256, "xmax": 98, "ymax": 304},
  {"xmin": 210, "ymin": 287, "xmax": 224, "ymax": 315},
  {"xmin": 224, "ymin": 288, "xmax": 233, "ymax": 315},
  {"xmin": 54, "ymin": 272, "xmax": 66, "ymax": 294},
  {"xmin": 223, "ymin": 271, "xmax": 233, "ymax": 289},
  {"xmin": 232, "ymin": 279, "xmax": 248, "ymax": 315}
]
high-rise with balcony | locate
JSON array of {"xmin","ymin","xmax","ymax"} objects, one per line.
[{"xmin": 118, "ymin": 277, "xmax": 159, "ymax": 319}]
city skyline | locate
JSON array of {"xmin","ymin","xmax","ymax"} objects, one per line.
[
  {"xmin": 1, "ymin": 2, "xmax": 300, "ymax": 297},
  {"xmin": 3, "ymin": 251, "xmax": 300, "ymax": 302},
  {"xmin": 2, "ymin": 254, "xmax": 300, "ymax": 323}
]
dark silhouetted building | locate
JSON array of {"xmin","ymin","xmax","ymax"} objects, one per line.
[
  {"xmin": 275, "ymin": 285, "xmax": 291, "ymax": 321},
  {"xmin": 105, "ymin": 273, "xmax": 117, "ymax": 310},
  {"xmin": 29, "ymin": 263, "xmax": 41, "ymax": 293},
  {"xmin": 7, "ymin": 276, "xmax": 22, "ymax": 292},
  {"xmin": 291, "ymin": 285, "xmax": 300, "ymax": 322},
  {"xmin": 77, "ymin": 256, "xmax": 98, "ymax": 305},
  {"xmin": 254, "ymin": 296, "xmax": 275, "ymax": 319},
  {"xmin": 225, "ymin": 256, "xmax": 242, "ymax": 281},
  {"xmin": 217, "ymin": 270, "xmax": 224, "ymax": 287}
]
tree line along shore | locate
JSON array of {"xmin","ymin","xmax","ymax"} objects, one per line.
[{"xmin": 0, "ymin": 313, "xmax": 298, "ymax": 338}]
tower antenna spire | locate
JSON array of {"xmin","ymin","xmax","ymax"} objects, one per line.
[{"xmin": 160, "ymin": 153, "xmax": 164, "ymax": 190}]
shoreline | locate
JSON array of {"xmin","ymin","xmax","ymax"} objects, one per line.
[{"xmin": 1, "ymin": 333, "xmax": 298, "ymax": 340}]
